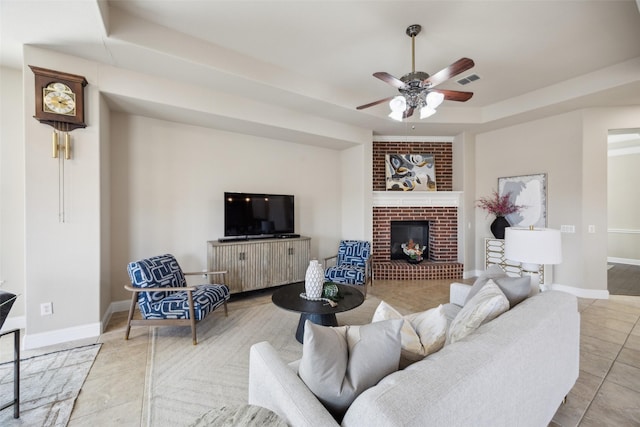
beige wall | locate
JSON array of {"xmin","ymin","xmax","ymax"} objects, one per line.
[
  {"xmin": 109, "ymin": 113, "xmax": 345, "ymax": 303},
  {"xmin": 99, "ymin": 95, "xmax": 112, "ymax": 318},
  {"xmin": 474, "ymin": 106, "xmax": 640, "ymax": 294},
  {"xmin": 453, "ymin": 132, "xmax": 476, "ymax": 271},
  {"xmin": 11, "ymin": 46, "xmax": 368, "ymax": 348},
  {"xmin": 339, "ymin": 142, "xmax": 373, "ymax": 241},
  {"xmin": 608, "ymin": 152, "xmax": 640, "ymax": 262},
  {"xmin": 0, "ymin": 66, "xmax": 26, "ymax": 323},
  {"xmin": 22, "ymin": 47, "xmax": 103, "ymax": 347},
  {"xmin": 474, "ymin": 111, "xmax": 588, "ymax": 289}
]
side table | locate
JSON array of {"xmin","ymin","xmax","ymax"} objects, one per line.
[{"xmin": 272, "ymin": 281, "xmax": 365, "ymax": 343}]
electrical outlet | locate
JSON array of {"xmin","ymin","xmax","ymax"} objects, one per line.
[
  {"xmin": 560, "ymin": 225, "xmax": 575, "ymax": 233},
  {"xmin": 40, "ymin": 302, "xmax": 53, "ymax": 316},
  {"xmin": 588, "ymin": 225, "xmax": 596, "ymax": 233}
]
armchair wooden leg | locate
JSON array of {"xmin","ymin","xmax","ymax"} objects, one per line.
[
  {"xmin": 125, "ymin": 292, "xmax": 138, "ymax": 341},
  {"xmin": 223, "ymin": 300, "xmax": 228, "ymax": 317},
  {"xmin": 187, "ymin": 290, "xmax": 197, "ymax": 345},
  {"xmin": 190, "ymin": 318, "xmax": 197, "ymax": 345}
]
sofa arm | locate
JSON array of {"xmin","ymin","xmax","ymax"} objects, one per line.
[
  {"xmin": 449, "ymin": 282, "xmax": 472, "ymax": 306},
  {"xmin": 249, "ymin": 342, "xmax": 339, "ymax": 427}
]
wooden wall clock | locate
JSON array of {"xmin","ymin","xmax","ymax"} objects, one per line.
[{"xmin": 30, "ymin": 65, "xmax": 87, "ymax": 132}]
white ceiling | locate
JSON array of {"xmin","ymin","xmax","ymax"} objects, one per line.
[{"xmin": 2, "ymin": 0, "xmax": 640, "ymax": 139}]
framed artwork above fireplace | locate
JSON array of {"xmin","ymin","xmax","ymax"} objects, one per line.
[{"xmin": 385, "ymin": 154, "xmax": 437, "ymax": 191}]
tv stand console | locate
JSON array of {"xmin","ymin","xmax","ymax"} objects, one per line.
[{"xmin": 208, "ymin": 236, "xmax": 311, "ymax": 294}]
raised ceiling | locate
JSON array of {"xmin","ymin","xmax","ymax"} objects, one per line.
[{"xmin": 2, "ymin": 0, "xmax": 640, "ymax": 139}]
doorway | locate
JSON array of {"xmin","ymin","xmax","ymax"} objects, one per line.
[{"xmin": 607, "ymin": 129, "xmax": 640, "ymax": 296}]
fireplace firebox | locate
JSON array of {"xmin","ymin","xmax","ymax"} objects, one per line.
[{"xmin": 390, "ymin": 221, "xmax": 430, "ymax": 260}]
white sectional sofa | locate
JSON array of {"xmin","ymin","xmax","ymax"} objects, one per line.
[{"xmin": 249, "ymin": 283, "xmax": 580, "ymax": 427}]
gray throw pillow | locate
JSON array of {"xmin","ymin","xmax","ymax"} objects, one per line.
[
  {"xmin": 464, "ymin": 264, "xmax": 508, "ymax": 305},
  {"xmin": 494, "ymin": 276, "xmax": 531, "ymax": 307},
  {"xmin": 447, "ymin": 280, "xmax": 510, "ymax": 345},
  {"xmin": 298, "ymin": 319, "xmax": 402, "ymax": 419}
]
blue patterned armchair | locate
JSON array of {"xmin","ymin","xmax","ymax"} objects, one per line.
[
  {"xmin": 125, "ymin": 254, "xmax": 230, "ymax": 345},
  {"xmin": 324, "ymin": 240, "xmax": 373, "ymax": 296}
]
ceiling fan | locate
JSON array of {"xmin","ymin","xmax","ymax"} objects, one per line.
[{"xmin": 357, "ymin": 24, "xmax": 475, "ymax": 120}]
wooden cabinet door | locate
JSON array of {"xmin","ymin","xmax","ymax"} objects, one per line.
[
  {"xmin": 239, "ymin": 242, "xmax": 270, "ymax": 292},
  {"xmin": 269, "ymin": 238, "xmax": 310, "ymax": 286},
  {"xmin": 209, "ymin": 242, "xmax": 268, "ymax": 293}
]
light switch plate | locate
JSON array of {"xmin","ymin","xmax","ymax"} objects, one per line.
[{"xmin": 560, "ymin": 225, "xmax": 575, "ymax": 233}]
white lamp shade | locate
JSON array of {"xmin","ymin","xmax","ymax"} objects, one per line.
[
  {"xmin": 426, "ymin": 91, "xmax": 445, "ymax": 109},
  {"xmin": 389, "ymin": 96, "xmax": 407, "ymax": 113},
  {"xmin": 388, "ymin": 110, "xmax": 404, "ymax": 121},
  {"xmin": 504, "ymin": 227, "xmax": 562, "ymax": 265},
  {"xmin": 420, "ymin": 106, "xmax": 436, "ymax": 119}
]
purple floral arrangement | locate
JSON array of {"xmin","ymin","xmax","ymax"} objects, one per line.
[{"xmin": 476, "ymin": 191, "xmax": 523, "ymax": 217}]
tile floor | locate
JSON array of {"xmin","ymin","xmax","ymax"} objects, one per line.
[
  {"xmin": 608, "ymin": 263, "xmax": 640, "ymax": 296},
  {"xmin": 2, "ymin": 278, "xmax": 639, "ymax": 426}
]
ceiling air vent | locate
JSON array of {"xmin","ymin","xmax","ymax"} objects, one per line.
[{"xmin": 457, "ymin": 74, "xmax": 480, "ymax": 86}]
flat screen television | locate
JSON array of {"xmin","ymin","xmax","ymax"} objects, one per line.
[{"xmin": 224, "ymin": 192, "xmax": 295, "ymax": 239}]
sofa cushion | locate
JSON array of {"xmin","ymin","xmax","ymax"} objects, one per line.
[
  {"xmin": 466, "ymin": 265, "xmax": 533, "ymax": 308},
  {"xmin": 298, "ymin": 319, "xmax": 402, "ymax": 419},
  {"xmin": 494, "ymin": 276, "xmax": 531, "ymax": 307},
  {"xmin": 442, "ymin": 303, "xmax": 462, "ymax": 324},
  {"xmin": 372, "ymin": 301, "xmax": 447, "ymax": 367},
  {"xmin": 464, "ymin": 264, "xmax": 508, "ymax": 304},
  {"xmin": 446, "ymin": 280, "xmax": 509, "ymax": 345}
]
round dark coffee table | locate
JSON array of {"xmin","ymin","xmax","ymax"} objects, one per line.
[{"xmin": 272, "ymin": 282, "xmax": 365, "ymax": 343}]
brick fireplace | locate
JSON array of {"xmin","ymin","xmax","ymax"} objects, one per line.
[
  {"xmin": 372, "ymin": 138, "xmax": 463, "ymax": 280},
  {"xmin": 372, "ymin": 195, "xmax": 462, "ymax": 280}
]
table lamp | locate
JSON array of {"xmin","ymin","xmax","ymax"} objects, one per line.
[{"xmin": 504, "ymin": 227, "xmax": 562, "ymax": 291}]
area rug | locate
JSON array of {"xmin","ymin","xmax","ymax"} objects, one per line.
[
  {"xmin": 0, "ymin": 343, "xmax": 101, "ymax": 426},
  {"xmin": 142, "ymin": 296, "xmax": 381, "ymax": 426}
]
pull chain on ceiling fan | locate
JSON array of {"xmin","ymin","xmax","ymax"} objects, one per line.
[{"xmin": 357, "ymin": 24, "xmax": 475, "ymax": 121}]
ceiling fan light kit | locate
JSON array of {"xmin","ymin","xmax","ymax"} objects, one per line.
[
  {"xmin": 388, "ymin": 95, "xmax": 407, "ymax": 121},
  {"xmin": 357, "ymin": 24, "xmax": 475, "ymax": 121}
]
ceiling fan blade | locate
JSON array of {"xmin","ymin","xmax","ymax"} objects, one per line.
[
  {"xmin": 403, "ymin": 107, "xmax": 415, "ymax": 119},
  {"xmin": 356, "ymin": 96, "xmax": 393, "ymax": 110},
  {"xmin": 433, "ymin": 89, "xmax": 474, "ymax": 102},
  {"xmin": 373, "ymin": 72, "xmax": 406, "ymax": 89},
  {"xmin": 423, "ymin": 57, "xmax": 475, "ymax": 88}
]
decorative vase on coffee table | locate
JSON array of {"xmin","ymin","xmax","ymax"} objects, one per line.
[{"xmin": 305, "ymin": 260, "xmax": 324, "ymax": 300}]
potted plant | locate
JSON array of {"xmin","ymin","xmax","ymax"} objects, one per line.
[{"xmin": 476, "ymin": 190, "xmax": 523, "ymax": 239}]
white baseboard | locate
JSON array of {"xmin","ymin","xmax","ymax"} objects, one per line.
[
  {"xmin": 463, "ymin": 269, "xmax": 483, "ymax": 279},
  {"xmin": 16, "ymin": 299, "xmax": 132, "ymax": 350},
  {"xmin": 110, "ymin": 299, "xmax": 131, "ymax": 313},
  {"xmin": 23, "ymin": 322, "xmax": 102, "ymax": 350},
  {"xmin": 101, "ymin": 299, "xmax": 131, "ymax": 331},
  {"xmin": 607, "ymin": 257, "xmax": 640, "ymax": 266},
  {"xmin": 548, "ymin": 284, "xmax": 609, "ymax": 300}
]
